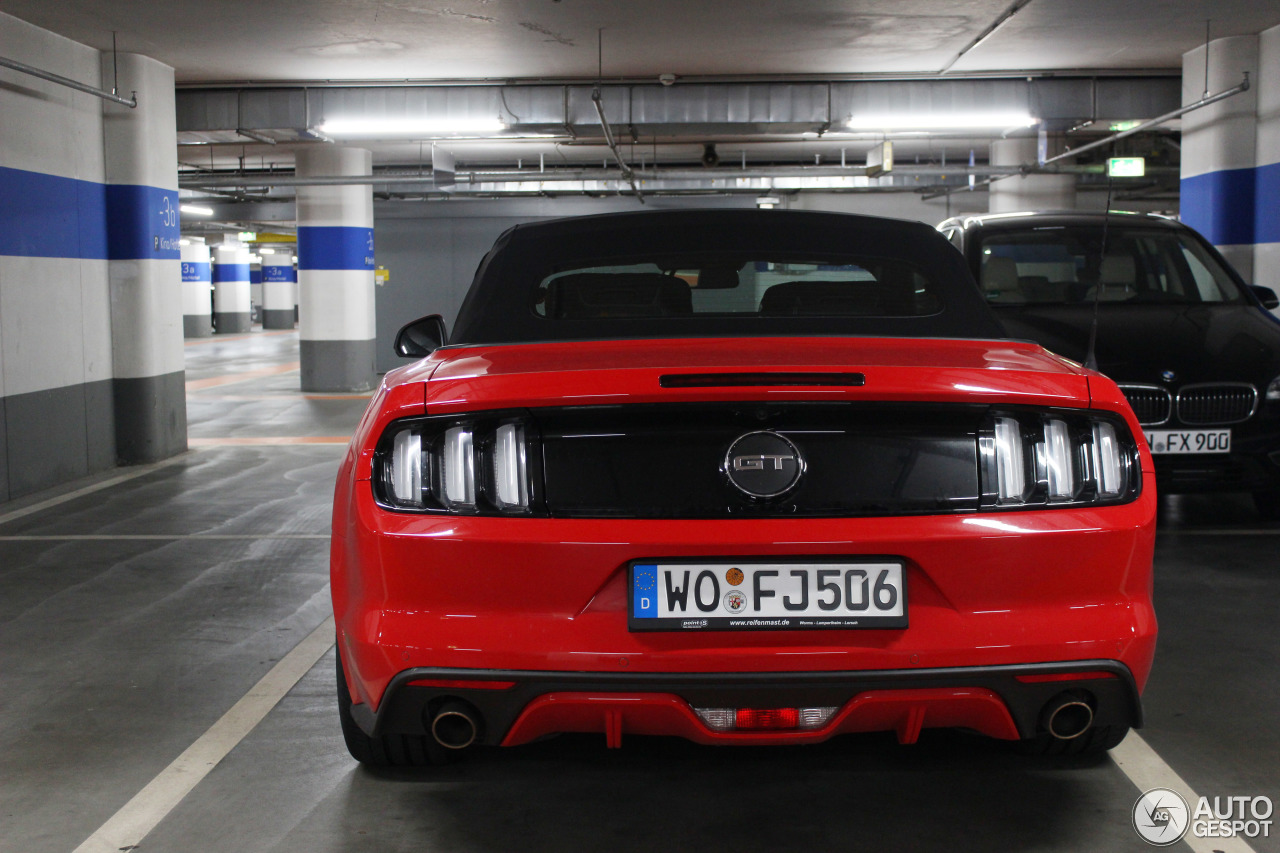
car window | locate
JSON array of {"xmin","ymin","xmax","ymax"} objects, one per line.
[
  {"xmin": 977, "ymin": 225, "xmax": 1244, "ymax": 306},
  {"xmin": 535, "ymin": 257, "xmax": 943, "ymax": 319},
  {"xmin": 450, "ymin": 210, "xmax": 1006, "ymax": 345}
]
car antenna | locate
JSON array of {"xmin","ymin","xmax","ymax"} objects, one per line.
[{"xmin": 1084, "ymin": 176, "xmax": 1115, "ymax": 372}]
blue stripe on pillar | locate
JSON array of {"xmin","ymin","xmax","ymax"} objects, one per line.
[
  {"xmin": 181, "ymin": 262, "xmax": 211, "ymax": 281},
  {"xmin": 250, "ymin": 267, "xmax": 263, "ymax": 284},
  {"xmin": 1256, "ymin": 161, "xmax": 1280, "ymax": 245},
  {"xmin": 105, "ymin": 184, "xmax": 182, "ymax": 260},
  {"xmin": 1181, "ymin": 167, "xmax": 1256, "ymax": 246},
  {"xmin": 0, "ymin": 165, "xmax": 107, "ymax": 258},
  {"xmin": 0, "ymin": 166, "xmax": 180, "ymax": 260},
  {"xmin": 296, "ymin": 226, "xmax": 374, "ymax": 270},
  {"xmin": 262, "ymin": 265, "xmax": 297, "ymax": 282},
  {"xmin": 212, "ymin": 264, "xmax": 250, "ymax": 283}
]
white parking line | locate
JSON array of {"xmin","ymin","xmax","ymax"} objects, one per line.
[
  {"xmin": 1111, "ymin": 732, "xmax": 1258, "ymax": 853},
  {"xmin": 72, "ymin": 616, "xmax": 336, "ymax": 853},
  {"xmin": 0, "ymin": 534, "xmax": 329, "ymax": 541}
]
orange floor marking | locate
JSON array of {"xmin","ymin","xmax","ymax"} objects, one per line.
[
  {"xmin": 184, "ymin": 330, "xmax": 297, "ymax": 346},
  {"xmin": 185, "ymin": 362, "xmax": 301, "ymax": 391}
]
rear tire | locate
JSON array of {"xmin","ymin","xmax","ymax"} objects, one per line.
[
  {"xmin": 336, "ymin": 653, "xmax": 449, "ymax": 767},
  {"xmin": 1017, "ymin": 725, "xmax": 1130, "ymax": 757}
]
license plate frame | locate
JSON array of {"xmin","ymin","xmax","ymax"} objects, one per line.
[
  {"xmin": 628, "ymin": 557, "xmax": 907, "ymax": 632},
  {"xmin": 1145, "ymin": 428, "xmax": 1231, "ymax": 455}
]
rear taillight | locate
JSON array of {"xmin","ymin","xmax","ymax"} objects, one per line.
[
  {"xmin": 979, "ymin": 410, "xmax": 1139, "ymax": 509},
  {"xmin": 375, "ymin": 412, "xmax": 539, "ymax": 515}
]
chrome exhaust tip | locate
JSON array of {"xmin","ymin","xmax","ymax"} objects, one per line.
[
  {"xmin": 1041, "ymin": 694, "xmax": 1095, "ymax": 740},
  {"xmin": 431, "ymin": 701, "xmax": 480, "ymax": 749}
]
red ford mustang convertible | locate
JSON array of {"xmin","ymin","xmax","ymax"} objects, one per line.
[{"xmin": 330, "ymin": 209, "xmax": 1157, "ymax": 766}]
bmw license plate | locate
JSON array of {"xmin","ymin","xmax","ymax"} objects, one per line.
[
  {"xmin": 1145, "ymin": 429, "xmax": 1230, "ymax": 454},
  {"xmin": 629, "ymin": 559, "xmax": 907, "ymax": 631}
]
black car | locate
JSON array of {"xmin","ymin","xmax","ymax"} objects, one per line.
[{"xmin": 938, "ymin": 211, "xmax": 1280, "ymax": 516}]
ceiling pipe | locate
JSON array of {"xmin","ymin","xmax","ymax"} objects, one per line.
[
  {"xmin": 922, "ymin": 72, "xmax": 1249, "ymax": 200},
  {"xmin": 178, "ymin": 162, "xmax": 1179, "ymax": 190},
  {"xmin": 1043, "ymin": 72, "xmax": 1249, "ymax": 165},
  {"xmin": 235, "ymin": 128, "xmax": 277, "ymax": 145},
  {"xmin": 939, "ymin": 0, "xmax": 1036, "ymax": 75},
  {"xmin": 0, "ymin": 53, "xmax": 137, "ymax": 108},
  {"xmin": 174, "ymin": 67, "xmax": 1180, "ymax": 90},
  {"xmin": 590, "ymin": 87, "xmax": 644, "ymax": 202}
]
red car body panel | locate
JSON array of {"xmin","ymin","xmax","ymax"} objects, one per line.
[{"xmin": 331, "ymin": 336, "xmax": 1157, "ymax": 745}]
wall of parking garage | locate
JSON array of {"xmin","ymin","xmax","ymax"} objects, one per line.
[
  {"xmin": 0, "ymin": 12, "xmax": 185, "ymax": 501},
  {"xmin": 370, "ymin": 192, "xmax": 994, "ymax": 372},
  {"xmin": 1182, "ymin": 24, "xmax": 1280, "ymax": 296}
]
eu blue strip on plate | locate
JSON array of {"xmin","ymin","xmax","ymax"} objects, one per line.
[{"xmin": 633, "ymin": 564, "xmax": 658, "ymax": 618}]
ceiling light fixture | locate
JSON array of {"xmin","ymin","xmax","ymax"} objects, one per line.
[
  {"xmin": 847, "ymin": 113, "xmax": 1038, "ymax": 131},
  {"xmin": 317, "ymin": 117, "xmax": 508, "ymax": 136},
  {"xmin": 180, "ymin": 204, "xmax": 214, "ymax": 216}
]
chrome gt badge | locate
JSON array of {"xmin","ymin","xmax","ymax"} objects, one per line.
[{"xmin": 724, "ymin": 431, "xmax": 805, "ymax": 499}]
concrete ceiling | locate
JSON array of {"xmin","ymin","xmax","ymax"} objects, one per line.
[
  {"xmin": 6, "ymin": 0, "xmax": 1274, "ymax": 216},
  {"xmin": 5, "ymin": 0, "xmax": 1279, "ymax": 83}
]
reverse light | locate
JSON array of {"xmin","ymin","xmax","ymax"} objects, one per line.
[{"xmin": 695, "ymin": 706, "xmax": 839, "ymax": 732}]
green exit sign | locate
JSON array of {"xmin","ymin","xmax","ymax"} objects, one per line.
[{"xmin": 1107, "ymin": 157, "xmax": 1145, "ymax": 177}]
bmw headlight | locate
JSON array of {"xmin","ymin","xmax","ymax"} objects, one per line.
[
  {"xmin": 1267, "ymin": 375, "xmax": 1280, "ymax": 402},
  {"xmin": 374, "ymin": 412, "xmax": 539, "ymax": 515}
]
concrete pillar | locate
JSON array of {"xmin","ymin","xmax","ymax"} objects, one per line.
[
  {"xmin": 180, "ymin": 242, "xmax": 212, "ymax": 337},
  {"xmin": 988, "ymin": 137, "xmax": 1076, "ymax": 213},
  {"xmin": 1255, "ymin": 26, "xmax": 1280, "ymax": 296},
  {"xmin": 1181, "ymin": 35, "xmax": 1261, "ymax": 282},
  {"xmin": 212, "ymin": 244, "xmax": 252, "ymax": 332},
  {"xmin": 101, "ymin": 53, "xmax": 187, "ymax": 463},
  {"xmin": 261, "ymin": 253, "xmax": 297, "ymax": 329},
  {"xmin": 295, "ymin": 147, "xmax": 376, "ymax": 392}
]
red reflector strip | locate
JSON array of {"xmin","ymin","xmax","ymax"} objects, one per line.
[
  {"xmin": 735, "ymin": 707, "xmax": 800, "ymax": 730},
  {"xmin": 1015, "ymin": 671, "xmax": 1119, "ymax": 684},
  {"xmin": 407, "ymin": 679, "xmax": 516, "ymax": 691}
]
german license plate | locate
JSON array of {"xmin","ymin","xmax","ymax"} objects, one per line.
[
  {"xmin": 1145, "ymin": 429, "xmax": 1231, "ymax": 454},
  {"xmin": 629, "ymin": 560, "xmax": 907, "ymax": 631}
]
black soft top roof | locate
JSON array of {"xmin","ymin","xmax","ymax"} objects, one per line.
[{"xmin": 449, "ymin": 208, "xmax": 1005, "ymax": 345}]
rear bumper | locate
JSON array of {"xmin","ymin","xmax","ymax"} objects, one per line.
[
  {"xmin": 1152, "ymin": 448, "xmax": 1280, "ymax": 493},
  {"xmin": 350, "ymin": 660, "xmax": 1141, "ymax": 746},
  {"xmin": 1149, "ymin": 419, "xmax": 1280, "ymax": 494}
]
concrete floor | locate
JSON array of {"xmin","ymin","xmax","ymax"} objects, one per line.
[{"xmin": 1, "ymin": 329, "xmax": 1277, "ymax": 853}]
